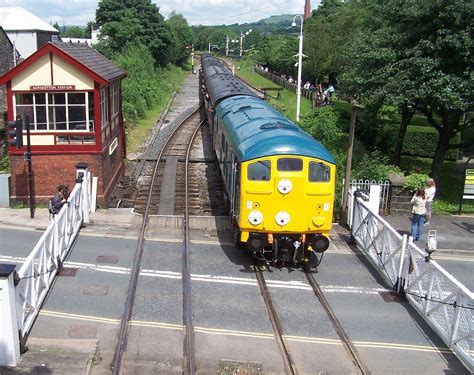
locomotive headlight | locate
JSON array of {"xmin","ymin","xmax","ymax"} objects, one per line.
[
  {"xmin": 277, "ymin": 179, "xmax": 292, "ymax": 194},
  {"xmin": 248, "ymin": 210, "xmax": 263, "ymax": 225},
  {"xmin": 275, "ymin": 211, "xmax": 290, "ymax": 226}
]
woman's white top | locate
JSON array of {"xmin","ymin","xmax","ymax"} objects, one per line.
[
  {"xmin": 411, "ymin": 194, "xmax": 427, "ymax": 215},
  {"xmin": 425, "ymin": 186, "xmax": 436, "ymax": 202}
]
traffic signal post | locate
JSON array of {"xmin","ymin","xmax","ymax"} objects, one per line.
[
  {"xmin": 7, "ymin": 118, "xmax": 23, "ymax": 149},
  {"xmin": 7, "ymin": 116, "xmax": 34, "ymax": 218}
]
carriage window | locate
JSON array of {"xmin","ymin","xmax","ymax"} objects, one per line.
[
  {"xmin": 277, "ymin": 158, "xmax": 302, "ymax": 171},
  {"xmin": 309, "ymin": 162, "xmax": 330, "ymax": 182},
  {"xmin": 248, "ymin": 161, "xmax": 271, "ymax": 181}
]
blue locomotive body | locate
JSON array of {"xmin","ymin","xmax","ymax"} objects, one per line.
[{"xmin": 200, "ymin": 55, "xmax": 336, "ymax": 268}]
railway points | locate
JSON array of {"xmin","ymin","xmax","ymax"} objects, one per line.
[{"xmin": 1, "ymin": 66, "xmax": 472, "ymax": 374}]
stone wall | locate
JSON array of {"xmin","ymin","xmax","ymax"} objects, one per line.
[{"xmin": 389, "ymin": 174, "xmax": 413, "ymax": 214}]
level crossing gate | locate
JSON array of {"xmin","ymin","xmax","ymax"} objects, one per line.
[
  {"xmin": 350, "ymin": 188, "xmax": 473, "ymax": 372},
  {"xmin": 0, "ymin": 163, "xmax": 95, "ymax": 366}
]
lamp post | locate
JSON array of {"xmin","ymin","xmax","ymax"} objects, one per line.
[{"xmin": 292, "ymin": 15, "xmax": 304, "ymax": 122}]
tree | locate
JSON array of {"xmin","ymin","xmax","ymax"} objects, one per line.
[
  {"xmin": 167, "ymin": 12, "xmax": 194, "ymax": 66},
  {"xmin": 303, "ymin": 0, "xmax": 369, "ymax": 84},
  {"xmin": 61, "ymin": 26, "xmax": 86, "ymax": 38},
  {"xmin": 96, "ymin": 0, "xmax": 172, "ymax": 66},
  {"xmin": 341, "ymin": 0, "xmax": 474, "ymax": 184}
]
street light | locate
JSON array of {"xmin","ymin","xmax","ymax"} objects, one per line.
[{"xmin": 292, "ymin": 15, "xmax": 304, "ymax": 122}]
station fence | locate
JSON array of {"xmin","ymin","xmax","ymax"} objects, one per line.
[
  {"xmin": 350, "ymin": 189, "xmax": 473, "ymax": 372},
  {"xmin": 0, "ymin": 164, "xmax": 93, "ymax": 366}
]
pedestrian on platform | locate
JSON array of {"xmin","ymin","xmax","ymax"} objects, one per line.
[
  {"xmin": 424, "ymin": 178, "xmax": 436, "ymax": 225},
  {"xmin": 410, "ymin": 188, "xmax": 427, "ymax": 241}
]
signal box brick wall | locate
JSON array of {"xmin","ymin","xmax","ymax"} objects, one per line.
[{"xmin": 9, "ymin": 138, "xmax": 125, "ymax": 208}]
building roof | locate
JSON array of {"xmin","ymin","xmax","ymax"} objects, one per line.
[
  {"xmin": 0, "ymin": 42, "xmax": 126, "ymax": 86},
  {"xmin": 53, "ymin": 42, "xmax": 126, "ymax": 82},
  {"xmin": 0, "ymin": 7, "xmax": 58, "ymax": 33}
]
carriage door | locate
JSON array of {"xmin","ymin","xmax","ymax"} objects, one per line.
[{"xmin": 230, "ymin": 158, "xmax": 238, "ymax": 216}]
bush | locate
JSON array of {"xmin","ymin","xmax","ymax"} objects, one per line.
[
  {"xmin": 301, "ymin": 106, "xmax": 342, "ymax": 148},
  {"xmin": 404, "ymin": 172, "xmax": 430, "ymax": 192},
  {"xmin": 114, "ymin": 44, "xmax": 162, "ymax": 123},
  {"xmin": 352, "ymin": 150, "xmax": 403, "ymax": 181},
  {"xmin": 0, "ymin": 153, "xmax": 9, "ymax": 172},
  {"xmin": 384, "ymin": 126, "xmax": 460, "ymax": 161}
]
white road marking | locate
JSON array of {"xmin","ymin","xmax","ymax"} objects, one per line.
[
  {"xmin": 38, "ymin": 310, "xmax": 452, "ymax": 354},
  {"xmin": 0, "ymin": 255, "xmax": 388, "ymax": 295}
]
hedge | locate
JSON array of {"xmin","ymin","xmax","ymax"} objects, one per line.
[{"xmin": 385, "ymin": 125, "xmax": 460, "ymax": 161}]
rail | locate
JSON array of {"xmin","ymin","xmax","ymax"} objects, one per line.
[{"xmin": 350, "ymin": 189, "xmax": 473, "ymax": 372}]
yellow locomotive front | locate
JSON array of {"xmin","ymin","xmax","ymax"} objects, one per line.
[{"xmin": 238, "ymin": 155, "xmax": 335, "ymax": 267}]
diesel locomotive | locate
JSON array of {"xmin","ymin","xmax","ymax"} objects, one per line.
[{"xmin": 200, "ymin": 55, "xmax": 336, "ymax": 268}]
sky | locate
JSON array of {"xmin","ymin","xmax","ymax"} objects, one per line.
[{"xmin": 0, "ymin": 0, "xmax": 321, "ymax": 27}]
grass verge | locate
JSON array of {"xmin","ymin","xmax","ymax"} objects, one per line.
[{"xmin": 125, "ymin": 66, "xmax": 188, "ymax": 155}]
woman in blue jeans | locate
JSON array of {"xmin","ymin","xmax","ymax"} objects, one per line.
[{"xmin": 410, "ymin": 188, "xmax": 427, "ymax": 241}]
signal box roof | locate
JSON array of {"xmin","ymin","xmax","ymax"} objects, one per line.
[{"xmin": 0, "ymin": 42, "xmax": 126, "ymax": 86}]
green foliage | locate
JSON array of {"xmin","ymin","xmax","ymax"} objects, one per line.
[
  {"xmin": 166, "ymin": 12, "xmax": 194, "ymax": 66},
  {"xmin": 403, "ymin": 172, "xmax": 430, "ymax": 192},
  {"xmin": 96, "ymin": 0, "xmax": 172, "ymax": 66},
  {"xmin": 352, "ymin": 151, "xmax": 403, "ymax": 181},
  {"xmin": 113, "ymin": 44, "xmax": 182, "ymax": 123},
  {"xmin": 383, "ymin": 126, "xmax": 461, "ymax": 160},
  {"xmin": 60, "ymin": 25, "xmax": 88, "ymax": 38},
  {"xmin": 0, "ymin": 153, "xmax": 10, "ymax": 172},
  {"xmin": 301, "ymin": 106, "xmax": 342, "ymax": 148},
  {"xmin": 252, "ymin": 35, "xmax": 298, "ymax": 76}
]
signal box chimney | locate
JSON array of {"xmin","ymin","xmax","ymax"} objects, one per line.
[{"xmin": 304, "ymin": 0, "xmax": 311, "ymax": 19}]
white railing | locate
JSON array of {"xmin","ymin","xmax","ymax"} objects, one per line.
[
  {"xmin": 349, "ymin": 179, "xmax": 391, "ymax": 214},
  {"xmin": 1, "ymin": 165, "xmax": 93, "ymax": 366},
  {"xmin": 15, "ymin": 181, "xmax": 84, "ymax": 338},
  {"xmin": 350, "ymin": 190, "xmax": 473, "ymax": 372}
]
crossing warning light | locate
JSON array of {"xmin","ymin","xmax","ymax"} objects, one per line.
[{"xmin": 7, "ymin": 118, "xmax": 23, "ymax": 149}]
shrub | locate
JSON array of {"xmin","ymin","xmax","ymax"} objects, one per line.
[
  {"xmin": 352, "ymin": 150, "xmax": 403, "ymax": 181},
  {"xmin": 404, "ymin": 172, "xmax": 430, "ymax": 192},
  {"xmin": 0, "ymin": 154, "xmax": 9, "ymax": 172},
  {"xmin": 384, "ymin": 126, "xmax": 460, "ymax": 160}
]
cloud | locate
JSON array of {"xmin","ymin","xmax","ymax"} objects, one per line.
[{"xmin": 0, "ymin": 0, "xmax": 320, "ymax": 26}]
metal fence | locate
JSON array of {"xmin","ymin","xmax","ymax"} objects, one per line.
[
  {"xmin": 349, "ymin": 179, "xmax": 391, "ymax": 214},
  {"xmin": 15, "ymin": 165, "xmax": 91, "ymax": 342},
  {"xmin": 350, "ymin": 190, "xmax": 473, "ymax": 372}
]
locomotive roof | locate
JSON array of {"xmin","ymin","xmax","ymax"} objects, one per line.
[
  {"xmin": 216, "ymin": 95, "xmax": 336, "ymax": 164},
  {"xmin": 201, "ymin": 55, "xmax": 259, "ymax": 105}
]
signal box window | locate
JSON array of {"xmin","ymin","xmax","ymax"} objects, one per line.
[
  {"xmin": 309, "ymin": 162, "xmax": 330, "ymax": 182},
  {"xmin": 278, "ymin": 158, "xmax": 303, "ymax": 171},
  {"xmin": 248, "ymin": 161, "xmax": 271, "ymax": 181}
]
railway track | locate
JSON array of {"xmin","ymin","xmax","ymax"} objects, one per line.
[
  {"xmin": 254, "ymin": 262, "xmax": 369, "ymax": 374},
  {"xmin": 111, "ymin": 109, "xmax": 204, "ymax": 374}
]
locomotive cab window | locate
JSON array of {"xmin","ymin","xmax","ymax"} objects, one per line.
[
  {"xmin": 309, "ymin": 162, "xmax": 330, "ymax": 182},
  {"xmin": 277, "ymin": 158, "xmax": 303, "ymax": 171},
  {"xmin": 248, "ymin": 161, "xmax": 271, "ymax": 181}
]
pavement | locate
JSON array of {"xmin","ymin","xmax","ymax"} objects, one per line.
[{"xmin": 0, "ymin": 207, "xmax": 472, "ymax": 374}]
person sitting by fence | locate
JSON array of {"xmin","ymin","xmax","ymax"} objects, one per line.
[
  {"xmin": 410, "ymin": 188, "xmax": 427, "ymax": 241},
  {"xmin": 288, "ymin": 76, "xmax": 294, "ymax": 83},
  {"xmin": 303, "ymin": 81, "xmax": 311, "ymax": 90}
]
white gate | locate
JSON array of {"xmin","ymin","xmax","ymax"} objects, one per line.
[
  {"xmin": 0, "ymin": 164, "xmax": 92, "ymax": 366},
  {"xmin": 350, "ymin": 190, "xmax": 473, "ymax": 372}
]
